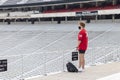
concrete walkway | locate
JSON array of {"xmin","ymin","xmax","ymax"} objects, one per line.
[{"xmin": 27, "ymin": 62, "xmax": 120, "ymax": 80}]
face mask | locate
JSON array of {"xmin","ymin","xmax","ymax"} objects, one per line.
[{"xmin": 78, "ymin": 26, "xmax": 81, "ymax": 30}]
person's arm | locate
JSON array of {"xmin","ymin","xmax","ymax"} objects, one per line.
[
  {"xmin": 77, "ymin": 31, "xmax": 83, "ymax": 50},
  {"xmin": 77, "ymin": 40, "xmax": 81, "ymax": 47},
  {"xmin": 77, "ymin": 40, "xmax": 81, "ymax": 50}
]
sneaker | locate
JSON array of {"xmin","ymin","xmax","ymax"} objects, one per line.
[
  {"xmin": 78, "ymin": 68, "xmax": 85, "ymax": 72},
  {"xmin": 78, "ymin": 68, "xmax": 83, "ymax": 72}
]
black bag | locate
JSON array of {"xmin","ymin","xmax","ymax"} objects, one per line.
[
  {"xmin": 72, "ymin": 51, "xmax": 78, "ymax": 61},
  {"xmin": 66, "ymin": 62, "xmax": 78, "ymax": 72}
]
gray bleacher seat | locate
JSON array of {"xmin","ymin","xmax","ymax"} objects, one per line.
[
  {"xmin": 27, "ymin": 0, "xmax": 45, "ymax": 4},
  {"xmin": 3, "ymin": 0, "xmax": 22, "ymax": 5}
]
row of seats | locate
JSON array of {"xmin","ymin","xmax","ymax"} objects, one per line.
[
  {"xmin": 0, "ymin": 5, "xmax": 119, "ymax": 19},
  {"xmin": 43, "ymin": 4, "xmax": 120, "ymax": 13},
  {"xmin": 27, "ymin": 0, "xmax": 44, "ymax": 4},
  {"xmin": 0, "ymin": 0, "xmax": 51, "ymax": 5},
  {"xmin": 3, "ymin": 0, "xmax": 22, "ymax": 5}
]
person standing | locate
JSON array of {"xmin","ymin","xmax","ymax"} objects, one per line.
[{"xmin": 77, "ymin": 22, "xmax": 88, "ymax": 72}]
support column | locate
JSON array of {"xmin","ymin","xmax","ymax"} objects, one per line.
[
  {"xmin": 95, "ymin": 15, "xmax": 98, "ymax": 22},
  {"xmin": 38, "ymin": 18, "xmax": 41, "ymax": 22},
  {"xmin": 51, "ymin": 17, "xmax": 54, "ymax": 23},
  {"xmin": 80, "ymin": 3, "xmax": 83, "ymax": 8},
  {"xmin": 65, "ymin": 4, "xmax": 68, "ymax": 9},
  {"xmin": 65, "ymin": 17, "xmax": 67, "ymax": 21},
  {"xmin": 112, "ymin": 14, "xmax": 115, "ymax": 22},
  {"xmin": 80, "ymin": 17, "xmax": 82, "ymax": 21},
  {"xmin": 15, "ymin": 18, "xmax": 16, "ymax": 23},
  {"xmin": 25, "ymin": 18, "xmax": 27, "ymax": 23},
  {"xmin": 65, "ymin": 17, "xmax": 67, "ymax": 23},
  {"xmin": 52, "ymin": 6, "xmax": 54, "ymax": 10},
  {"xmin": 96, "ymin": 1, "xmax": 98, "ymax": 7},
  {"xmin": 3, "ymin": 19, "xmax": 5, "ymax": 23},
  {"xmin": 112, "ymin": 0, "xmax": 116, "ymax": 5}
]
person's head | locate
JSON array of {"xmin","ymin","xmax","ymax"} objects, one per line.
[
  {"xmin": 80, "ymin": 22, "xmax": 85, "ymax": 28},
  {"xmin": 78, "ymin": 22, "xmax": 85, "ymax": 30}
]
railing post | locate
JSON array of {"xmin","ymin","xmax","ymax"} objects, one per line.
[
  {"xmin": 116, "ymin": 49, "xmax": 120, "ymax": 62},
  {"xmin": 44, "ymin": 52, "xmax": 47, "ymax": 76},
  {"xmin": 91, "ymin": 47, "xmax": 96, "ymax": 66},
  {"xmin": 62, "ymin": 51, "xmax": 65, "ymax": 72},
  {"xmin": 21, "ymin": 54, "xmax": 24, "ymax": 80}
]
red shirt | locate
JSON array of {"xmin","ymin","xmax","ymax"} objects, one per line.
[{"xmin": 78, "ymin": 29, "xmax": 88, "ymax": 50}]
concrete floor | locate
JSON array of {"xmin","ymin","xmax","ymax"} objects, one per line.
[{"xmin": 26, "ymin": 62, "xmax": 120, "ymax": 80}]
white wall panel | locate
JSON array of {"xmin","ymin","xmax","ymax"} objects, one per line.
[
  {"xmin": 98, "ymin": 9, "xmax": 120, "ymax": 15},
  {"xmin": 30, "ymin": 12, "xmax": 76, "ymax": 18}
]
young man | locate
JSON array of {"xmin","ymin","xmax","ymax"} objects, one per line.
[{"xmin": 77, "ymin": 22, "xmax": 88, "ymax": 72}]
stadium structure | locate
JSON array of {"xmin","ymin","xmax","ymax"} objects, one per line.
[
  {"xmin": 0, "ymin": 0, "xmax": 120, "ymax": 80},
  {"xmin": 0, "ymin": 0, "xmax": 120, "ymax": 24}
]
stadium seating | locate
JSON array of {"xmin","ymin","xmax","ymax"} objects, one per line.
[
  {"xmin": 3, "ymin": 0, "xmax": 22, "ymax": 5},
  {"xmin": 0, "ymin": 0, "xmax": 8, "ymax": 5},
  {"xmin": 17, "ymin": 0, "xmax": 29, "ymax": 4},
  {"xmin": 27, "ymin": 0, "xmax": 45, "ymax": 4},
  {"xmin": 103, "ymin": 4, "xmax": 120, "ymax": 9},
  {"xmin": 43, "ymin": 4, "xmax": 120, "ymax": 13},
  {"xmin": 0, "ymin": 23, "xmax": 120, "ymax": 79},
  {"xmin": 0, "ymin": 0, "xmax": 120, "ymax": 80},
  {"xmin": 0, "ymin": 4, "xmax": 119, "ymax": 18}
]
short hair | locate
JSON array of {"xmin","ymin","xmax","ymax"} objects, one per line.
[{"xmin": 79, "ymin": 22, "xmax": 85, "ymax": 28}]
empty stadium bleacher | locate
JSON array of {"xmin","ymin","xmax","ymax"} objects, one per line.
[
  {"xmin": 0, "ymin": 0, "xmax": 57, "ymax": 5},
  {"xmin": 0, "ymin": 23, "xmax": 120, "ymax": 80},
  {"xmin": 0, "ymin": 0, "xmax": 120, "ymax": 80},
  {"xmin": 0, "ymin": 0, "xmax": 119, "ymax": 23},
  {"xmin": 43, "ymin": 4, "xmax": 120, "ymax": 13},
  {"xmin": 27, "ymin": 0, "xmax": 44, "ymax": 4},
  {"xmin": 3, "ymin": 0, "xmax": 22, "ymax": 5}
]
